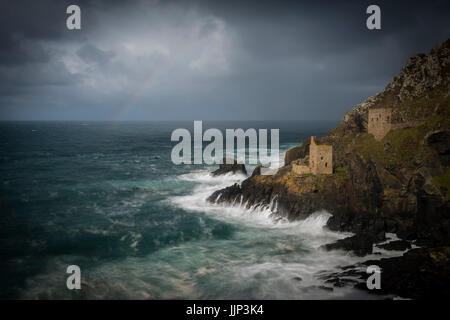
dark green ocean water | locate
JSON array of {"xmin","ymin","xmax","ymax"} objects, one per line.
[{"xmin": 0, "ymin": 121, "xmax": 390, "ymax": 299}]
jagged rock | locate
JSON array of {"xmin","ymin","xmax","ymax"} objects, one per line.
[
  {"xmin": 207, "ymin": 183, "xmax": 242, "ymax": 203},
  {"xmin": 356, "ymin": 247, "xmax": 450, "ymax": 299},
  {"xmin": 385, "ymin": 41, "xmax": 450, "ymax": 104},
  {"xmin": 339, "ymin": 92, "xmax": 382, "ymax": 133},
  {"xmin": 322, "ymin": 233, "xmax": 384, "ymax": 256},
  {"xmin": 284, "ymin": 143, "xmax": 309, "ymax": 165},
  {"xmin": 250, "ymin": 164, "xmax": 267, "ymax": 177},
  {"xmin": 376, "ymin": 240, "xmax": 411, "ymax": 251},
  {"xmin": 211, "ymin": 158, "xmax": 247, "ymax": 176},
  {"xmin": 319, "ymin": 247, "xmax": 450, "ymax": 299}
]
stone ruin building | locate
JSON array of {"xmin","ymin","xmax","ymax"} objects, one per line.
[
  {"xmin": 368, "ymin": 107, "xmax": 392, "ymax": 140},
  {"xmin": 292, "ymin": 136, "xmax": 333, "ymax": 175}
]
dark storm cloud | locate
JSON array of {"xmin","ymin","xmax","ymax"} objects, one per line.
[
  {"xmin": 0, "ymin": 32, "xmax": 50, "ymax": 66},
  {"xmin": 0, "ymin": 0, "xmax": 449, "ymax": 120}
]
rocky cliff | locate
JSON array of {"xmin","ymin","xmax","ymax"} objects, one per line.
[{"xmin": 207, "ymin": 39, "xmax": 450, "ymax": 298}]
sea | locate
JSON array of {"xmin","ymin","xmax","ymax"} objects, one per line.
[{"xmin": 0, "ymin": 121, "xmax": 398, "ymax": 299}]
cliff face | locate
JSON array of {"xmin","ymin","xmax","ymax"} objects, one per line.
[{"xmin": 208, "ymin": 39, "xmax": 450, "ymax": 248}]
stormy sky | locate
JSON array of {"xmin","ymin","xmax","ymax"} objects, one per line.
[{"xmin": 0, "ymin": 0, "xmax": 449, "ymax": 121}]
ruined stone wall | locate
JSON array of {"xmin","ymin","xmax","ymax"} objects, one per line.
[
  {"xmin": 310, "ymin": 143, "xmax": 333, "ymax": 175},
  {"xmin": 368, "ymin": 108, "xmax": 392, "ymax": 140},
  {"xmin": 292, "ymin": 162, "xmax": 311, "ymax": 175},
  {"xmin": 292, "ymin": 136, "xmax": 333, "ymax": 175}
]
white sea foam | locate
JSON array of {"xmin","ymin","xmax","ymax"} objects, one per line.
[
  {"xmin": 169, "ymin": 167, "xmax": 403, "ymax": 299},
  {"xmin": 172, "ymin": 170, "xmax": 346, "ymax": 240},
  {"xmin": 171, "ymin": 170, "xmax": 280, "ymax": 228}
]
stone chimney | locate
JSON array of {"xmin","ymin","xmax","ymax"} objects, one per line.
[{"xmin": 311, "ymin": 136, "xmax": 315, "ymax": 145}]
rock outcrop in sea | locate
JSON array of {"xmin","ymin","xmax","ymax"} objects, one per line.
[
  {"xmin": 207, "ymin": 39, "xmax": 450, "ymax": 299},
  {"xmin": 211, "ymin": 158, "xmax": 247, "ymax": 176}
]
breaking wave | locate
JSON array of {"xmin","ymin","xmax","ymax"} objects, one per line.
[{"xmin": 169, "ymin": 169, "xmax": 404, "ymax": 299}]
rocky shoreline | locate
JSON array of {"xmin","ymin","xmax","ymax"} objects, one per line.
[{"xmin": 207, "ymin": 39, "xmax": 450, "ymax": 299}]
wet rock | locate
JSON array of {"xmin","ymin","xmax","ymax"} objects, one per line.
[
  {"xmin": 207, "ymin": 183, "xmax": 242, "ymax": 204},
  {"xmin": 322, "ymin": 233, "xmax": 382, "ymax": 256},
  {"xmin": 211, "ymin": 158, "xmax": 247, "ymax": 176},
  {"xmin": 251, "ymin": 165, "xmax": 263, "ymax": 177},
  {"xmin": 376, "ymin": 240, "xmax": 411, "ymax": 251},
  {"xmin": 356, "ymin": 247, "xmax": 450, "ymax": 299}
]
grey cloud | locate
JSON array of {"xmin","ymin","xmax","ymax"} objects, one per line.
[
  {"xmin": 0, "ymin": 60, "xmax": 81, "ymax": 100},
  {"xmin": 0, "ymin": 33, "xmax": 51, "ymax": 67},
  {"xmin": 77, "ymin": 43, "xmax": 114, "ymax": 65},
  {"xmin": 0, "ymin": 0, "xmax": 449, "ymax": 120}
]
